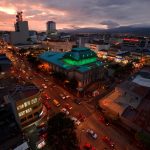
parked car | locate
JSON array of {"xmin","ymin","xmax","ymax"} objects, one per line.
[
  {"xmin": 99, "ymin": 115, "xmax": 110, "ymax": 126},
  {"xmin": 42, "ymin": 84, "xmax": 47, "ymax": 89},
  {"xmin": 66, "ymin": 95, "xmax": 70, "ymax": 99},
  {"xmin": 74, "ymin": 99, "xmax": 81, "ymax": 105},
  {"xmin": 70, "ymin": 116, "xmax": 81, "ymax": 126},
  {"xmin": 61, "ymin": 108, "xmax": 69, "ymax": 115},
  {"xmin": 86, "ymin": 129, "xmax": 98, "ymax": 139},
  {"xmin": 64, "ymin": 103, "xmax": 72, "ymax": 110},
  {"xmin": 53, "ymin": 99, "xmax": 60, "ymax": 107},
  {"xmin": 44, "ymin": 101, "xmax": 51, "ymax": 110},
  {"xmin": 101, "ymin": 136, "xmax": 115, "ymax": 149},
  {"xmin": 76, "ymin": 113, "xmax": 86, "ymax": 122},
  {"xmin": 60, "ymin": 94, "xmax": 66, "ymax": 100},
  {"xmin": 83, "ymin": 143, "xmax": 96, "ymax": 150},
  {"xmin": 37, "ymin": 125, "xmax": 47, "ymax": 135}
]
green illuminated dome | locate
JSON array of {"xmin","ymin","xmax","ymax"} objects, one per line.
[{"xmin": 63, "ymin": 47, "xmax": 97, "ymax": 66}]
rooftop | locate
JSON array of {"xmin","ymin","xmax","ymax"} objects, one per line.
[
  {"xmin": 39, "ymin": 47, "xmax": 103, "ymax": 73},
  {"xmin": 133, "ymin": 68, "xmax": 150, "ymax": 87},
  {"xmin": 122, "ymin": 92, "xmax": 150, "ymax": 133},
  {"xmin": 100, "ymin": 75, "xmax": 150, "ymax": 116},
  {"xmin": 63, "ymin": 47, "xmax": 97, "ymax": 61},
  {"xmin": 0, "ymin": 54, "xmax": 12, "ymax": 66},
  {"xmin": 10, "ymin": 84, "xmax": 39, "ymax": 101}
]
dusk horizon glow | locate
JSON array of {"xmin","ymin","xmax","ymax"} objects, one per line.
[{"xmin": 0, "ymin": 0, "xmax": 150, "ymax": 31}]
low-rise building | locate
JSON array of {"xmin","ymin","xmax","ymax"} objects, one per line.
[
  {"xmin": 99, "ymin": 67, "xmax": 150, "ymax": 147},
  {"xmin": 39, "ymin": 47, "xmax": 105, "ymax": 89},
  {"xmin": 85, "ymin": 40, "xmax": 110, "ymax": 53},
  {"xmin": 42, "ymin": 40, "xmax": 75, "ymax": 52}
]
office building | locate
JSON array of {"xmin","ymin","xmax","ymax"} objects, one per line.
[
  {"xmin": 0, "ymin": 104, "xmax": 30, "ymax": 150},
  {"xmin": 7, "ymin": 84, "xmax": 42, "ymax": 128},
  {"xmin": 0, "ymin": 78, "xmax": 42, "ymax": 128},
  {"xmin": 46, "ymin": 21, "xmax": 56, "ymax": 35},
  {"xmin": 10, "ymin": 12, "xmax": 29, "ymax": 45}
]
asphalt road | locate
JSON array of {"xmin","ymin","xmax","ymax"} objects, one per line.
[{"xmin": 3, "ymin": 48, "xmax": 139, "ymax": 150}]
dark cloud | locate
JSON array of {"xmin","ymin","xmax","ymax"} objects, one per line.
[
  {"xmin": 100, "ymin": 20, "xmax": 120, "ymax": 28},
  {"xmin": 0, "ymin": 0, "xmax": 150, "ymax": 30}
]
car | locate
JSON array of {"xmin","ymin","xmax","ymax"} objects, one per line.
[
  {"xmin": 44, "ymin": 101, "xmax": 51, "ymax": 110},
  {"xmin": 61, "ymin": 108, "xmax": 69, "ymax": 115},
  {"xmin": 42, "ymin": 94, "xmax": 51, "ymax": 100},
  {"xmin": 42, "ymin": 84, "xmax": 47, "ymax": 89},
  {"xmin": 44, "ymin": 79, "xmax": 49, "ymax": 82},
  {"xmin": 76, "ymin": 113, "xmax": 86, "ymax": 122},
  {"xmin": 65, "ymin": 95, "xmax": 70, "ymax": 99},
  {"xmin": 99, "ymin": 115, "xmax": 110, "ymax": 126},
  {"xmin": 37, "ymin": 125, "xmax": 47, "ymax": 135},
  {"xmin": 83, "ymin": 143, "xmax": 96, "ymax": 150},
  {"xmin": 60, "ymin": 94, "xmax": 66, "ymax": 100},
  {"xmin": 53, "ymin": 99, "xmax": 60, "ymax": 107},
  {"xmin": 74, "ymin": 99, "xmax": 81, "ymax": 105},
  {"xmin": 43, "ymin": 85, "xmax": 47, "ymax": 89},
  {"xmin": 86, "ymin": 129, "xmax": 98, "ymax": 139},
  {"xmin": 101, "ymin": 136, "xmax": 115, "ymax": 149},
  {"xmin": 99, "ymin": 115, "xmax": 105, "ymax": 123},
  {"xmin": 64, "ymin": 103, "xmax": 72, "ymax": 110},
  {"xmin": 71, "ymin": 117, "xmax": 81, "ymax": 126},
  {"xmin": 39, "ymin": 133, "xmax": 48, "ymax": 140},
  {"xmin": 40, "ymin": 89, "xmax": 43, "ymax": 92}
]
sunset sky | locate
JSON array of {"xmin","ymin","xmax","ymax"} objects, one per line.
[{"xmin": 0, "ymin": 0, "xmax": 150, "ymax": 31}]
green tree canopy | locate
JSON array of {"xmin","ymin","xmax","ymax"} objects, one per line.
[{"xmin": 47, "ymin": 112, "xmax": 80, "ymax": 150}]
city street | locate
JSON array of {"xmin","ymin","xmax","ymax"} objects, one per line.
[{"xmin": 3, "ymin": 48, "xmax": 139, "ymax": 150}]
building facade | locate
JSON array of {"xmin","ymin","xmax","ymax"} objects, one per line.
[
  {"xmin": 6, "ymin": 84, "xmax": 42, "ymax": 128},
  {"xmin": 46, "ymin": 21, "xmax": 56, "ymax": 35},
  {"xmin": 85, "ymin": 42, "xmax": 110, "ymax": 53},
  {"xmin": 39, "ymin": 47, "xmax": 105, "ymax": 89},
  {"xmin": 10, "ymin": 12, "xmax": 29, "ymax": 45}
]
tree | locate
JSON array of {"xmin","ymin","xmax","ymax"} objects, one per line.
[{"xmin": 47, "ymin": 112, "xmax": 80, "ymax": 150}]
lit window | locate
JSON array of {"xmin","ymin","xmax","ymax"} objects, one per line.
[
  {"xmin": 24, "ymin": 102, "xmax": 28, "ymax": 107},
  {"xmin": 17, "ymin": 104, "xmax": 24, "ymax": 110},
  {"xmin": 27, "ymin": 101, "xmax": 30, "ymax": 105},
  {"xmin": 31, "ymin": 98, "xmax": 38, "ymax": 104},
  {"xmin": 18, "ymin": 110, "xmax": 26, "ymax": 117},
  {"xmin": 25, "ymin": 108, "xmax": 32, "ymax": 113},
  {"xmin": 24, "ymin": 101, "xmax": 31, "ymax": 107}
]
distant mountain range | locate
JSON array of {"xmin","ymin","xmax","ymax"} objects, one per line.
[{"xmin": 60, "ymin": 26, "xmax": 150, "ymax": 35}]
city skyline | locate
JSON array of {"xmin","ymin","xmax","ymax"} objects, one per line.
[{"xmin": 1, "ymin": 0, "xmax": 150, "ymax": 31}]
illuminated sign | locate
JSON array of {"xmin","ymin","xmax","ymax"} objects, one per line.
[{"xmin": 123, "ymin": 38, "xmax": 139, "ymax": 42}]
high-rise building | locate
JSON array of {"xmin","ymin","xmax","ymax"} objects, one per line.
[
  {"xmin": 10, "ymin": 11, "xmax": 29, "ymax": 45},
  {"xmin": 46, "ymin": 21, "xmax": 56, "ymax": 35}
]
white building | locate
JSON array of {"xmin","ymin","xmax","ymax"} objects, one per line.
[{"xmin": 85, "ymin": 42, "xmax": 110, "ymax": 53}]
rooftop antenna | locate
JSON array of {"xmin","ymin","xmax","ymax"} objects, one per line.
[{"xmin": 16, "ymin": 11, "xmax": 23, "ymax": 22}]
